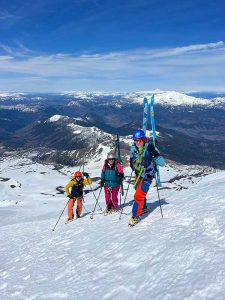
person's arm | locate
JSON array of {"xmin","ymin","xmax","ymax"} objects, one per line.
[
  {"xmin": 65, "ymin": 181, "xmax": 73, "ymax": 196},
  {"xmin": 117, "ymin": 164, "xmax": 124, "ymax": 182},
  {"xmin": 100, "ymin": 169, "xmax": 106, "ymax": 187},
  {"xmin": 83, "ymin": 173, "xmax": 92, "ymax": 185},
  {"xmin": 148, "ymin": 142, "xmax": 160, "ymax": 158},
  {"xmin": 148, "ymin": 143, "xmax": 165, "ymax": 167}
]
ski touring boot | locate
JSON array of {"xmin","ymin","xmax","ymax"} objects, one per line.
[
  {"xmin": 110, "ymin": 207, "xmax": 118, "ymax": 214},
  {"xmin": 128, "ymin": 216, "xmax": 141, "ymax": 227},
  {"xmin": 104, "ymin": 207, "xmax": 111, "ymax": 215},
  {"xmin": 76, "ymin": 211, "xmax": 81, "ymax": 219},
  {"xmin": 65, "ymin": 217, "xmax": 74, "ymax": 224},
  {"xmin": 104, "ymin": 204, "xmax": 113, "ymax": 215},
  {"xmin": 141, "ymin": 207, "xmax": 149, "ymax": 215}
]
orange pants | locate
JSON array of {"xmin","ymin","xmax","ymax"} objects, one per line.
[
  {"xmin": 132, "ymin": 179, "xmax": 151, "ymax": 217},
  {"xmin": 68, "ymin": 196, "xmax": 83, "ymax": 219}
]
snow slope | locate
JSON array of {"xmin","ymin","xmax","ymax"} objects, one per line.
[{"xmin": 0, "ymin": 158, "xmax": 225, "ymax": 300}]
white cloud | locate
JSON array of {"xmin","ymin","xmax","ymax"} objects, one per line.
[
  {"xmin": 0, "ymin": 11, "xmax": 15, "ymax": 21},
  {"xmin": 0, "ymin": 42, "xmax": 224, "ymax": 92},
  {"xmin": 0, "ymin": 42, "xmax": 36, "ymax": 57}
]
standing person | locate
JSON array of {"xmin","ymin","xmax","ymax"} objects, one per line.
[
  {"xmin": 101, "ymin": 152, "xmax": 124, "ymax": 214},
  {"xmin": 129, "ymin": 129, "xmax": 165, "ymax": 226},
  {"xmin": 65, "ymin": 171, "xmax": 92, "ymax": 223}
]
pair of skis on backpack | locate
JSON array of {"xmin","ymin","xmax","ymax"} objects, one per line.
[{"xmin": 143, "ymin": 95, "xmax": 161, "ymax": 186}]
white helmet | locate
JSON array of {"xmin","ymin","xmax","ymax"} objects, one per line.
[{"xmin": 107, "ymin": 152, "xmax": 116, "ymax": 159}]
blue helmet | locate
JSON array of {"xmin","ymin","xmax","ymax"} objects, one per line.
[{"xmin": 132, "ymin": 129, "xmax": 145, "ymax": 140}]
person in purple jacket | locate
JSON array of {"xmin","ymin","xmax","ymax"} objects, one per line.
[{"xmin": 101, "ymin": 152, "xmax": 124, "ymax": 214}]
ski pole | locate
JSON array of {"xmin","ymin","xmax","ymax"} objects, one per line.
[
  {"xmin": 108, "ymin": 187, "xmax": 113, "ymax": 211},
  {"xmin": 154, "ymin": 163, "xmax": 163, "ymax": 218},
  {"xmin": 90, "ymin": 187, "xmax": 102, "ymax": 219},
  {"xmin": 90, "ymin": 185, "xmax": 102, "ymax": 211},
  {"xmin": 52, "ymin": 199, "xmax": 70, "ymax": 231},
  {"xmin": 82, "ymin": 197, "xmax": 90, "ymax": 214},
  {"xmin": 156, "ymin": 179, "xmax": 163, "ymax": 218},
  {"xmin": 82, "ymin": 161, "xmax": 102, "ymax": 211},
  {"xmin": 119, "ymin": 171, "xmax": 133, "ymax": 219},
  {"xmin": 120, "ymin": 182, "xmax": 124, "ymax": 196},
  {"xmin": 119, "ymin": 185, "xmax": 122, "ymax": 207}
]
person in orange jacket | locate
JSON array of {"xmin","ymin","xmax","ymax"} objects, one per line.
[{"xmin": 65, "ymin": 171, "xmax": 92, "ymax": 223}]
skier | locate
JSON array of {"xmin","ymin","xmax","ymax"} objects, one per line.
[
  {"xmin": 100, "ymin": 152, "xmax": 124, "ymax": 213},
  {"xmin": 65, "ymin": 171, "xmax": 92, "ymax": 223},
  {"xmin": 129, "ymin": 129, "xmax": 165, "ymax": 226}
]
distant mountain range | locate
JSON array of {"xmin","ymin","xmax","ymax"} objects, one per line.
[{"xmin": 0, "ymin": 91, "xmax": 225, "ymax": 169}]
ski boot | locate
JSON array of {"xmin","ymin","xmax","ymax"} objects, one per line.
[
  {"xmin": 65, "ymin": 217, "xmax": 74, "ymax": 224},
  {"xmin": 104, "ymin": 204, "xmax": 112, "ymax": 215},
  {"xmin": 128, "ymin": 216, "xmax": 141, "ymax": 227},
  {"xmin": 141, "ymin": 207, "xmax": 149, "ymax": 215},
  {"xmin": 110, "ymin": 207, "xmax": 117, "ymax": 213}
]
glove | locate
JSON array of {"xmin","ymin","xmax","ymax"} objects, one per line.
[
  {"xmin": 129, "ymin": 158, "xmax": 134, "ymax": 171},
  {"xmin": 67, "ymin": 194, "xmax": 72, "ymax": 198},
  {"xmin": 117, "ymin": 172, "xmax": 124, "ymax": 184},
  {"xmin": 83, "ymin": 172, "xmax": 89, "ymax": 177},
  {"xmin": 100, "ymin": 179, "xmax": 105, "ymax": 187}
]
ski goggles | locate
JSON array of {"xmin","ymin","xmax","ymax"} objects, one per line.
[{"xmin": 134, "ymin": 138, "xmax": 145, "ymax": 143}]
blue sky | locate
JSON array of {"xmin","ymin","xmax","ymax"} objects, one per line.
[{"xmin": 0, "ymin": 0, "xmax": 225, "ymax": 92}]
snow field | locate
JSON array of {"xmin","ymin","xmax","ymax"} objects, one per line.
[{"xmin": 1, "ymin": 158, "xmax": 225, "ymax": 299}]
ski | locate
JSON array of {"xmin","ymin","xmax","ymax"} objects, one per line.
[
  {"xmin": 150, "ymin": 95, "xmax": 156, "ymax": 145},
  {"xmin": 150, "ymin": 94, "xmax": 161, "ymax": 185},
  {"xmin": 143, "ymin": 97, "xmax": 149, "ymax": 134}
]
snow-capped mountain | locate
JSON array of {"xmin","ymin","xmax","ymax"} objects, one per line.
[
  {"xmin": 61, "ymin": 90, "xmax": 225, "ymax": 107},
  {"xmin": 0, "ymin": 91, "xmax": 225, "ymax": 169}
]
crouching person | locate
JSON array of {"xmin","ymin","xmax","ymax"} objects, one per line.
[
  {"xmin": 65, "ymin": 171, "xmax": 92, "ymax": 223},
  {"xmin": 101, "ymin": 152, "xmax": 124, "ymax": 214}
]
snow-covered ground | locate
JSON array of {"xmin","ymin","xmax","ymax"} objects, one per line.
[{"xmin": 0, "ymin": 157, "xmax": 225, "ymax": 300}]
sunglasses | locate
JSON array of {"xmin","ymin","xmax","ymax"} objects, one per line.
[{"xmin": 134, "ymin": 139, "xmax": 144, "ymax": 143}]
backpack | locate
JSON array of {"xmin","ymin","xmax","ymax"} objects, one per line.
[{"xmin": 71, "ymin": 180, "xmax": 84, "ymax": 197}]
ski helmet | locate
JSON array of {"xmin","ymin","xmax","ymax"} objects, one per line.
[
  {"xmin": 132, "ymin": 129, "xmax": 145, "ymax": 140},
  {"xmin": 74, "ymin": 171, "xmax": 82, "ymax": 177},
  {"xmin": 107, "ymin": 152, "xmax": 116, "ymax": 160}
]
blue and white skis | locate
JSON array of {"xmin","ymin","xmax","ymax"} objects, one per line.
[
  {"xmin": 141, "ymin": 95, "xmax": 161, "ymax": 185},
  {"xmin": 150, "ymin": 94, "xmax": 161, "ymax": 185},
  {"xmin": 143, "ymin": 97, "xmax": 148, "ymax": 134},
  {"xmin": 150, "ymin": 95, "xmax": 156, "ymax": 145}
]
